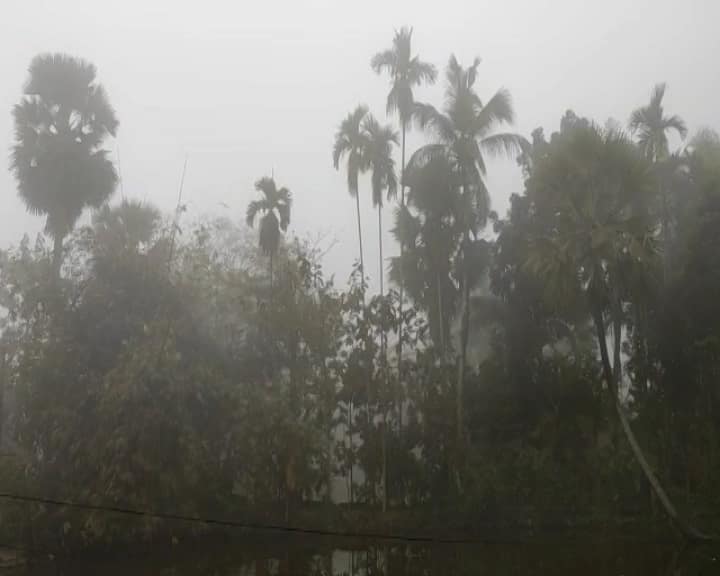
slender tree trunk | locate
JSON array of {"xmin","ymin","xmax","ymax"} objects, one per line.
[
  {"xmin": 437, "ymin": 271, "xmax": 445, "ymax": 353},
  {"xmin": 378, "ymin": 206, "xmax": 384, "ymax": 300},
  {"xmin": 592, "ymin": 307, "xmax": 709, "ymax": 541},
  {"xmin": 456, "ymin": 232, "xmax": 470, "ymax": 450},
  {"xmin": 397, "ymin": 125, "xmax": 407, "ymax": 429},
  {"xmin": 269, "ymin": 252, "xmax": 274, "ymax": 294},
  {"xmin": 0, "ymin": 345, "xmax": 5, "ymax": 448},
  {"xmin": 661, "ymin": 181, "xmax": 669, "ymax": 281},
  {"xmin": 355, "ymin": 192, "xmax": 366, "ymax": 295},
  {"xmin": 348, "ymin": 398, "xmax": 354, "ymax": 505},
  {"xmin": 378, "ymin": 204, "xmax": 388, "ymax": 513},
  {"xmin": 381, "ymin": 416, "xmax": 388, "ymax": 512},
  {"xmin": 52, "ymin": 235, "xmax": 63, "ymax": 275}
]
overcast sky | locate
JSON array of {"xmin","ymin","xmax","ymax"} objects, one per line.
[{"xmin": 1, "ymin": 0, "xmax": 718, "ymax": 289}]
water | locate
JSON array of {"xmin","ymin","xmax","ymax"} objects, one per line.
[{"xmin": 13, "ymin": 535, "xmax": 720, "ymax": 575}]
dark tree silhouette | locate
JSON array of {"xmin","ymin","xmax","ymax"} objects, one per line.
[
  {"xmin": 11, "ymin": 53, "xmax": 119, "ymax": 271},
  {"xmin": 246, "ymin": 176, "xmax": 292, "ymax": 290}
]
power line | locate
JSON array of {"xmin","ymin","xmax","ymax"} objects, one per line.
[{"xmin": 0, "ymin": 492, "xmax": 484, "ymax": 545}]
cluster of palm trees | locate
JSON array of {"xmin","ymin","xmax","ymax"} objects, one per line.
[
  {"xmin": 8, "ymin": 43, "xmax": 710, "ymax": 536},
  {"xmin": 333, "ymin": 30, "xmax": 526, "ymax": 463}
]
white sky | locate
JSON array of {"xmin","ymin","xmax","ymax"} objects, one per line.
[{"xmin": 1, "ymin": 0, "xmax": 718, "ymax": 290}]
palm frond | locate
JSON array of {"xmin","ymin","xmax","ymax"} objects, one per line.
[
  {"xmin": 406, "ymin": 144, "xmax": 450, "ymax": 175},
  {"xmin": 663, "ymin": 114, "xmax": 687, "ymax": 139},
  {"xmin": 473, "ymin": 88, "xmax": 515, "ymax": 135},
  {"xmin": 370, "ymin": 49, "xmax": 396, "ymax": 75},
  {"xmin": 254, "ymin": 176, "xmax": 278, "ymax": 201},
  {"xmin": 246, "ymin": 199, "xmax": 266, "ymax": 228},
  {"xmin": 650, "ymin": 82, "xmax": 666, "ymax": 110},
  {"xmin": 408, "ymin": 57, "xmax": 437, "ymax": 85},
  {"xmin": 413, "ymin": 102, "xmax": 455, "ymax": 143},
  {"xmin": 480, "ymin": 132, "xmax": 526, "ymax": 159},
  {"xmin": 277, "ymin": 187, "xmax": 292, "ymax": 230}
]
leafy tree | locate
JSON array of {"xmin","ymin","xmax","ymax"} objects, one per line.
[
  {"xmin": 246, "ymin": 176, "xmax": 292, "ymax": 290},
  {"xmin": 391, "ymin": 154, "xmax": 462, "ymax": 352},
  {"xmin": 10, "ymin": 53, "xmax": 119, "ymax": 271},
  {"xmin": 524, "ymin": 114, "xmax": 704, "ymax": 538},
  {"xmin": 333, "ymin": 105, "xmax": 370, "ymax": 286}
]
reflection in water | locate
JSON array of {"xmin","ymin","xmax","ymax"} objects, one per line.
[{"xmin": 21, "ymin": 537, "xmax": 720, "ymax": 575}]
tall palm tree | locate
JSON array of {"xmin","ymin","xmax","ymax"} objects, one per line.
[
  {"xmin": 410, "ymin": 55, "xmax": 525, "ymax": 451},
  {"xmin": 11, "ymin": 53, "xmax": 119, "ymax": 272},
  {"xmin": 362, "ymin": 113, "xmax": 397, "ymax": 512},
  {"xmin": 246, "ymin": 176, "xmax": 292, "ymax": 291},
  {"xmin": 371, "ymin": 27, "xmax": 437, "ymax": 204},
  {"xmin": 333, "ymin": 105, "xmax": 370, "ymax": 288},
  {"xmin": 630, "ymin": 83, "xmax": 687, "ymax": 163},
  {"xmin": 372, "ymin": 28, "xmax": 436, "ymax": 380},
  {"xmin": 629, "ymin": 83, "xmax": 687, "ymax": 277},
  {"xmin": 363, "ymin": 115, "xmax": 398, "ymax": 303}
]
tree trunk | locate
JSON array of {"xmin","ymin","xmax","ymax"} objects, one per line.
[
  {"xmin": 592, "ymin": 308, "xmax": 710, "ymax": 541},
  {"xmin": 378, "ymin": 206, "xmax": 384, "ymax": 300},
  {"xmin": 348, "ymin": 398, "xmax": 354, "ymax": 505},
  {"xmin": 0, "ymin": 345, "xmax": 5, "ymax": 448},
  {"xmin": 456, "ymin": 233, "xmax": 470, "ymax": 449},
  {"xmin": 52, "ymin": 235, "xmax": 63, "ymax": 275},
  {"xmin": 355, "ymin": 191, "xmax": 365, "ymax": 296},
  {"xmin": 396, "ymin": 125, "xmax": 406, "ymax": 430},
  {"xmin": 378, "ymin": 204, "xmax": 388, "ymax": 512},
  {"xmin": 437, "ymin": 271, "xmax": 445, "ymax": 353},
  {"xmin": 269, "ymin": 251, "xmax": 274, "ymax": 294},
  {"xmin": 381, "ymin": 416, "xmax": 388, "ymax": 512}
]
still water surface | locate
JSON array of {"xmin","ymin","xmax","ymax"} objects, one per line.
[{"xmin": 15, "ymin": 535, "xmax": 720, "ymax": 575}]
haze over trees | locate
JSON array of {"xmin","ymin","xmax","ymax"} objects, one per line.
[{"xmin": 1, "ymin": 35, "xmax": 720, "ymax": 551}]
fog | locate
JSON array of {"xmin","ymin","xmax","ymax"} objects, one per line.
[{"xmin": 1, "ymin": 0, "xmax": 718, "ymax": 289}]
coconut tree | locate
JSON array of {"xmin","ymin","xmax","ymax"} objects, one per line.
[
  {"xmin": 246, "ymin": 176, "xmax": 292, "ymax": 291},
  {"xmin": 333, "ymin": 105, "xmax": 370, "ymax": 287},
  {"xmin": 372, "ymin": 27, "xmax": 436, "ymax": 377},
  {"xmin": 409, "ymin": 55, "xmax": 525, "ymax": 450},
  {"xmin": 525, "ymin": 117, "xmax": 706, "ymax": 540},
  {"xmin": 10, "ymin": 53, "xmax": 119, "ymax": 272},
  {"xmin": 362, "ymin": 113, "xmax": 397, "ymax": 511}
]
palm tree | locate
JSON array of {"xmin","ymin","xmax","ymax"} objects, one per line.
[
  {"xmin": 372, "ymin": 28, "xmax": 436, "ymax": 381},
  {"xmin": 371, "ymin": 27, "xmax": 437, "ymax": 204},
  {"xmin": 246, "ymin": 176, "xmax": 292, "ymax": 290},
  {"xmin": 630, "ymin": 83, "xmax": 687, "ymax": 163},
  {"xmin": 362, "ymin": 113, "xmax": 397, "ymax": 512},
  {"xmin": 409, "ymin": 55, "xmax": 525, "ymax": 451},
  {"xmin": 629, "ymin": 83, "xmax": 687, "ymax": 275},
  {"xmin": 363, "ymin": 115, "xmax": 398, "ymax": 303},
  {"xmin": 11, "ymin": 53, "xmax": 119, "ymax": 272},
  {"xmin": 333, "ymin": 105, "xmax": 370, "ymax": 288},
  {"xmin": 525, "ymin": 118, "xmax": 706, "ymax": 540}
]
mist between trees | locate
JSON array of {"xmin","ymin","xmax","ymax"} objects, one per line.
[{"xmin": 1, "ymin": 31, "xmax": 720, "ymax": 549}]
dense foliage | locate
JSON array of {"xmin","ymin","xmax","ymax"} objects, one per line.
[{"xmin": 2, "ymin": 46, "xmax": 720, "ymax": 550}]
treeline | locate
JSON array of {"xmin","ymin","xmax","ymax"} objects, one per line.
[{"xmin": 1, "ymin": 32, "xmax": 720, "ymax": 548}]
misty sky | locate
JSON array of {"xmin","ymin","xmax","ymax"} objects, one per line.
[{"xmin": 1, "ymin": 0, "xmax": 718, "ymax": 290}]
